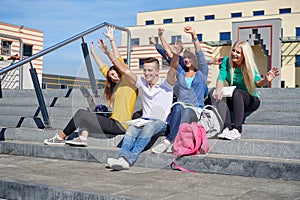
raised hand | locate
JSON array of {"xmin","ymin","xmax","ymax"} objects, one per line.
[
  {"xmin": 265, "ymin": 67, "xmax": 279, "ymax": 82},
  {"xmin": 103, "ymin": 26, "xmax": 115, "ymax": 41},
  {"xmin": 150, "ymin": 36, "xmax": 156, "ymax": 45},
  {"xmin": 184, "ymin": 26, "xmax": 195, "ymax": 35},
  {"xmin": 169, "ymin": 40, "xmax": 183, "ymax": 55},
  {"xmin": 97, "ymin": 38, "xmax": 109, "ymax": 55},
  {"xmin": 158, "ymin": 27, "xmax": 164, "ymax": 36}
]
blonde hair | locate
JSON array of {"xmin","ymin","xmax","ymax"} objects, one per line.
[{"xmin": 229, "ymin": 40, "xmax": 258, "ymax": 95}]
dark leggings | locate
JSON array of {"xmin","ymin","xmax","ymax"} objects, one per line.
[
  {"xmin": 207, "ymin": 89, "xmax": 260, "ymax": 133},
  {"xmin": 63, "ymin": 109, "xmax": 126, "ymax": 136}
]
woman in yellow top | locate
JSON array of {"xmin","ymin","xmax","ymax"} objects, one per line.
[{"xmin": 44, "ymin": 26, "xmax": 138, "ymax": 146}]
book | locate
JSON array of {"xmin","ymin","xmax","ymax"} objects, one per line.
[
  {"xmin": 124, "ymin": 118, "xmax": 153, "ymax": 127},
  {"xmin": 222, "ymin": 86, "xmax": 236, "ymax": 97},
  {"xmin": 213, "ymin": 86, "xmax": 236, "ymax": 98}
]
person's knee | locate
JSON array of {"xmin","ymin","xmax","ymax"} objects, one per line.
[
  {"xmin": 75, "ymin": 108, "xmax": 89, "ymax": 116},
  {"xmin": 172, "ymin": 104, "xmax": 183, "ymax": 113}
]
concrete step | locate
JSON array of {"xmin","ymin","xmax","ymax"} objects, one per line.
[
  {"xmin": 208, "ymin": 139, "xmax": 300, "ymax": 159},
  {"xmin": 0, "ymin": 141, "xmax": 299, "ymax": 181},
  {"xmin": 245, "ymin": 110, "xmax": 300, "ymax": 125},
  {"xmin": 258, "ymin": 99, "xmax": 300, "ymax": 112},
  {"xmin": 0, "ymin": 105, "xmax": 89, "ymax": 119},
  {"xmin": 242, "ymin": 124, "xmax": 300, "ymax": 141},
  {"xmin": 2, "ymin": 127, "xmax": 124, "ymax": 147},
  {"xmin": 1, "ymin": 88, "xmax": 100, "ymax": 98},
  {"xmin": 0, "ymin": 115, "xmax": 70, "ymax": 129},
  {"xmin": 257, "ymin": 88, "xmax": 300, "ymax": 99},
  {"xmin": 1, "ymin": 155, "xmax": 299, "ymax": 200}
]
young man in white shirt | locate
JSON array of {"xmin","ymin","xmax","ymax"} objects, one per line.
[{"xmin": 98, "ymin": 38, "xmax": 177, "ymax": 170}]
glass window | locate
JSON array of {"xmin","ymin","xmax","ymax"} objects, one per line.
[
  {"xmin": 296, "ymin": 55, "xmax": 300, "ymax": 67},
  {"xmin": 279, "ymin": 8, "xmax": 291, "ymax": 14},
  {"xmin": 149, "ymin": 37, "xmax": 158, "ymax": 45},
  {"xmin": 163, "ymin": 18, "xmax": 173, "ymax": 24},
  {"xmin": 1, "ymin": 40, "xmax": 12, "ymax": 56},
  {"xmin": 296, "ymin": 27, "xmax": 300, "ymax": 37},
  {"xmin": 139, "ymin": 59, "xmax": 144, "ymax": 69},
  {"xmin": 205, "ymin": 15, "xmax": 215, "ymax": 20},
  {"xmin": 253, "ymin": 10, "xmax": 264, "ymax": 16},
  {"xmin": 231, "ymin": 12, "xmax": 242, "ymax": 18},
  {"xmin": 131, "ymin": 38, "xmax": 139, "ymax": 46},
  {"xmin": 196, "ymin": 34, "xmax": 203, "ymax": 42},
  {"xmin": 185, "ymin": 16, "xmax": 195, "ymax": 22},
  {"xmin": 23, "ymin": 44, "xmax": 33, "ymax": 57},
  {"xmin": 145, "ymin": 20, "xmax": 154, "ymax": 25},
  {"xmin": 220, "ymin": 32, "xmax": 231, "ymax": 41},
  {"xmin": 171, "ymin": 35, "xmax": 181, "ymax": 44}
]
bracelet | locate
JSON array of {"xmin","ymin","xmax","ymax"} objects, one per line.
[{"xmin": 192, "ymin": 37, "xmax": 198, "ymax": 42}]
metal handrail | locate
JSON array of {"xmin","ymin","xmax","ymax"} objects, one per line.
[
  {"xmin": 0, "ymin": 22, "xmax": 132, "ymax": 75},
  {"xmin": 0, "ymin": 22, "xmax": 131, "ymax": 128}
]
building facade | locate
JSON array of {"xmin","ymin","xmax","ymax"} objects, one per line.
[
  {"xmin": 0, "ymin": 22, "xmax": 43, "ymax": 89},
  {"xmin": 120, "ymin": 0, "xmax": 300, "ymax": 88}
]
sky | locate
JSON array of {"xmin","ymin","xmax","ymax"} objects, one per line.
[{"xmin": 1, "ymin": 0, "xmax": 251, "ymax": 78}]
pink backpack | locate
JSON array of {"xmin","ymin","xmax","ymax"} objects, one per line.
[{"xmin": 172, "ymin": 122, "xmax": 209, "ymax": 172}]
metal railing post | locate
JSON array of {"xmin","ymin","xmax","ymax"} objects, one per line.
[
  {"xmin": 81, "ymin": 37, "xmax": 98, "ymax": 96},
  {"xmin": 29, "ymin": 62, "xmax": 50, "ymax": 128}
]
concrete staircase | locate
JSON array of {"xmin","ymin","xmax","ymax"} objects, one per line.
[{"xmin": 0, "ymin": 88, "xmax": 299, "ymax": 183}]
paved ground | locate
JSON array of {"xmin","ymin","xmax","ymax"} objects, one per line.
[{"xmin": 0, "ymin": 154, "xmax": 299, "ymax": 200}]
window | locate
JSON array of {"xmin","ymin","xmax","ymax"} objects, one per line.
[
  {"xmin": 139, "ymin": 59, "xmax": 144, "ymax": 69},
  {"xmin": 131, "ymin": 38, "xmax": 139, "ymax": 46},
  {"xmin": 171, "ymin": 35, "xmax": 181, "ymax": 44},
  {"xmin": 1, "ymin": 40, "xmax": 12, "ymax": 55},
  {"xmin": 296, "ymin": 55, "xmax": 300, "ymax": 67},
  {"xmin": 23, "ymin": 44, "xmax": 33, "ymax": 57},
  {"xmin": 253, "ymin": 10, "xmax": 264, "ymax": 16},
  {"xmin": 196, "ymin": 34, "xmax": 203, "ymax": 42},
  {"xmin": 231, "ymin": 12, "xmax": 242, "ymax": 18},
  {"xmin": 149, "ymin": 37, "xmax": 158, "ymax": 45},
  {"xmin": 220, "ymin": 32, "xmax": 231, "ymax": 41},
  {"xmin": 185, "ymin": 16, "xmax": 195, "ymax": 22},
  {"xmin": 163, "ymin": 18, "xmax": 173, "ymax": 24},
  {"xmin": 279, "ymin": 8, "xmax": 291, "ymax": 14},
  {"xmin": 205, "ymin": 15, "xmax": 215, "ymax": 20},
  {"xmin": 296, "ymin": 27, "xmax": 300, "ymax": 37},
  {"xmin": 145, "ymin": 20, "xmax": 154, "ymax": 25}
]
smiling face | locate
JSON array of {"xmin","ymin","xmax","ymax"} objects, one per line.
[
  {"xmin": 183, "ymin": 49, "xmax": 196, "ymax": 69},
  {"xmin": 143, "ymin": 62, "xmax": 159, "ymax": 84},
  {"xmin": 231, "ymin": 45, "xmax": 244, "ymax": 66},
  {"xmin": 108, "ymin": 69, "xmax": 120, "ymax": 83}
]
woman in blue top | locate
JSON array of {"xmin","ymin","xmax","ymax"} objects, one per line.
[
  {"xmin": 213, "ymin": 40, "xmax": 279, "ymax": 140},
  {"xmin": 152, "ymin": 26, "xmax": 209, "ymax": 154}
]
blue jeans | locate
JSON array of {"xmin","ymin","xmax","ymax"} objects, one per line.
[
  {"xmin": 165, "ymin": 104, "xmax": 198, "ymax": 142},
  {"xmin": 118, "ymin": 119, "xmax": 166, "ymax": 165}
]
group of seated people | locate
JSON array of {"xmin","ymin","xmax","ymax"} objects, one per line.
[{"xmin": 44, "ymin": 25, "xmax": 279, "ymax": 171}]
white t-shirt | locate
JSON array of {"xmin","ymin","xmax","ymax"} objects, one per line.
[{"xmin": 136, "ymin": 77, "xmax": 174, "ymax": 121}]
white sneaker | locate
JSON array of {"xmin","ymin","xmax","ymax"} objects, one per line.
[
  {"xmin": 44, "ymin": 134, "xmax": 65, "ymax": 145},
  {"xmin": 106, "ymin": 157, "xmax": 117, "ymax": 168},
  {"xmin": 110, "ymin": 157, "xmax": 130, "ymax": 171},
  {"xmin": 218, "ymin": 127, "xmax": 230, "ymax": 139},
  {"xmin": 151, "ymin": 139, "xmax": 171, "ymax": 154},
  {"xmin": 65, "ymin": 135, "xmax": 88, "ymax": 147},
  {"xmin": 223, "ymin": 129, "xmax": 241, "ymax": 140}
]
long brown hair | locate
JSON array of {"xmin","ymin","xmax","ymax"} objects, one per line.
[
  {"xmin": 229, "ymin": 40, "xmax": 258, "ymax": 95},
  {"xmin": 104, "ymin": 66, "xmax": 122, "ymax": 107}
]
